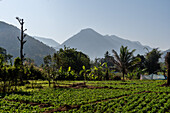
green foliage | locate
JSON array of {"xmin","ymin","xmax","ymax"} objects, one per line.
[
  {"xmin": 79, "ymin": 65, "xmax": 90, "ymax": 81},
  {"xmin": 43, "ymin": 47, "xmax": 90, "ymax": 80},
  {"xmin": 112, "ymin": 46, "xmax": 141, "ymax": 80},
  {"xmin": 112, "ymin": 75, "xmax": 121, "ymax": 80},
  {"xmin": 88, "ymin": 62, "xmax": 113, "ymax": 81},
  {"xmin": 145, "ymin": 48, "xmax": 162, "ymax": 74},
  {"xmin": 0, "ymin": 51, "xmax": 44, "ymax": 92},
  {"xmin": 0, "ymin": 47, "xmax": 12, "ymax": 64},
  {"xmin": 95, "ymin": 51, "xmax": 114, "ymax": 68},
  {"xmin": 14, "ymin": 57, "xmax": 22, "ymax": 68},
  {"xmin": 56, "ymin": 47, "xmax": 90, "ymax": 73},
  {"xmin": 127, "ymin": 67, "xmax": 146, "ymax": 80}
]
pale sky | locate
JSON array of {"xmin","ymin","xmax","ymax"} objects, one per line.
[{"xmin": 0, "ymin": 0, "xmax": 170, "ymax": 50}]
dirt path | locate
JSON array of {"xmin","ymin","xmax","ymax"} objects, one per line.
[{"xmin": 54, "ymin": 83, "xmax": 132, "ymax": 90}]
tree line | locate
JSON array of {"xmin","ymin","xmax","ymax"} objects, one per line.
[{"xmin": 1, "ymin": 44, "xmax": 170, "ymax": 93}]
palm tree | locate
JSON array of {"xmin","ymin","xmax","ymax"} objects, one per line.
[{"xmin": 112, "ymin": 46, "xmax": 140, "ymax": 80}]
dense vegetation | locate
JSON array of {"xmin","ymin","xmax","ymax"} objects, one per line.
[{"xmin": 0, "ymin": 45, "xmax": 169, "ymax": 92}]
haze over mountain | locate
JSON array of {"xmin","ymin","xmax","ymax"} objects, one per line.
[
  {"xmin": 58, "ymin": 28, "xmax": 152, "ymax": 60},
  {"xmin": 34, "ymin": 36, "xmax": 60, "ymax": 48},
  {"xmin": 0, "ymin": 21, "xmax": 56, "ymax": 65},
  {"xmin": 160, "ymin": 49, "xmax": 170, "ymax": 62},
  {"xmin": 1, "ymin": 21, "xmax": 168, "ymax": 63}
]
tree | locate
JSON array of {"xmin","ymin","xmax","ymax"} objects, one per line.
[
  {"xmin": 16, "ymin": 17, "xmax": 27, "ymax": 64},
  {"xmin": 112, "ymin": 46, "xmax": 140, "ymax": 80},
  {"xmin": 136, "ymin": 54, "xmax": 146, "ymax": 70},
  {"xmin": 16, "ymin": 17, "xmax": 27, "ymax": 84},
  {"xmin": 43, "ymin": 55, "xmax": 55, "ymax": 87},
  {"xmin": 0, "ymin": 47, "xmax": 13, "ymax": 64},
  {"xmin": 0, "ymin": 47, "xmax": 13, "ymax": 92},
  {"xmin": 14, "ymin": 57, "xmax": 22, "ymax": 86},
  {"xmin": 102, "ymin": 62, "xmax": 110, "ymax": 80},
  {"xmin": 103, "ymin": 51, "xmax": 114, "ymax": 67},
  {"xmin": 165, "ymin": 52, "xmax": 170, "ymax": 85},
  {"xmin": 43, "ymin": 47, "xmax": 90, "ymax": 80},
  {"xmin": 145, "ymin": 48, "xmax": 162, "ymax": 74},
  {"xmin": 57, "ymin": 47, "xmax": 90, "ymax": 73}
]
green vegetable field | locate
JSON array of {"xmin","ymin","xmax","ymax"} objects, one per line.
[{"xmin": 0, "ymin": 80, "xmax": 170, "ymax": 113}]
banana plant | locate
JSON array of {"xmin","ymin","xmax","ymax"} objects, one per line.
[
  {"xmin": 79, "ymin": 65, "xmax": 90, "ymax": 81},
  {"xmin": 88, "ymin": 67, "xmax": 98, "ymax": 80},
  {"xmin": 66, "ymin": 66, "xmax": 72, "ymax": 78},
  {"xmin": 102, "ymin": 62, "xmax": 110, "ymax": 80}
]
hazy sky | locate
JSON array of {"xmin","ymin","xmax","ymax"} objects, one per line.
[{"xmin": 0, "ymin": 0, "xmax": 170, "ymax": 50}]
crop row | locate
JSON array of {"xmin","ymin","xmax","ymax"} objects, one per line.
[
  {"xmin": 89, "ymin": 81, "xmax": 170, "ymax": 93},
  {"xmin": 4, "ymin": 88, "xmax": 141, "ymax": 109},
  {"xmin": 65, "ymin": 92, "xmax": 170, "ymax": 113},
  {"xmin": 0, "ymin": 99, "xmax": 45, "ymax": 113}
]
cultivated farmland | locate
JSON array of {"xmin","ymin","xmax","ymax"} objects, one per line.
[{"xmin": 0, "ymin": 80, "xmax": 170, "ymax": 112}]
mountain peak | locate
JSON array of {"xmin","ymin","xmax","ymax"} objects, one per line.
[
  {"xmin": 78, "ymin": 28, "xmax": 103, "ymax": 38},
  {"xmin": 59, "ymin": 28, "xmax": 152, "ymax": 60},
  {"xmin": 80, "ymin": 28, "xmax": 98, "ymax": 34}
]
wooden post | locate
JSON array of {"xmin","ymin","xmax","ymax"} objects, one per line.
[{"xmin": 165, "ymin": 52, "xmax": 170, "ymax": 85}]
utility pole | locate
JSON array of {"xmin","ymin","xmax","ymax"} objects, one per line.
[{"xmin": 16, "ymin": 17, "xmax": 27, "ymax": 65}]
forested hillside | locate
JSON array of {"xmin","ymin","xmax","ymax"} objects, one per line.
[{"xmin": 0, "ymin": 21, "xmax": 56, "ymax": 65}]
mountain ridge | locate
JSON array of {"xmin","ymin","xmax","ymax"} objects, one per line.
[
  {"xmin": 34, "ymin": 36, "xmax": 60, "ymax": 48},
  {"xmin": 58, "ymin": 28, "xmax": 152, "ymax": 60}
]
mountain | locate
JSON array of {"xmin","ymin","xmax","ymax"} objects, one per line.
[
  {"xmin": 58, "ymin": 28, "xmax": 152, "ymax": 60},
  {"xmin": 34, "ymin": 36, "xmax": 60, "ymax": 48},
  {"xmin": 0, "ymin": 21, "xmax": 56, "ymax": 65}
]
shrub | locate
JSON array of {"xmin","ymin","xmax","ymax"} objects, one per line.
[{"xmin": 113, "ymin": 76, "xmax": 121, "ymax": 80}]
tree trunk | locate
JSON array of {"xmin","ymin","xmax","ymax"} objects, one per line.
[
  {"xmin": 3, "ymin": 81, "xmax": 6, "ymax": 93},
  {"xmin": 48, "ymin": 80, "xmax": 51, "ymax": 87},
  {"xmin": 165, "ymin": 52, "xmax": 170, "ymax": 85},
  {"xmin": 167, "ymin": 68, "xmax": 170, "ymax": 85},
  {"xmin": 105, "ymin": 69, "xmax": 109, "ymax": 80},
  {"xmin": 122, "ymin": 70, "xmax": 125, "ymax": 80}
]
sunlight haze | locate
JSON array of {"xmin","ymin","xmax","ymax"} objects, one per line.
[{"xmin": 0, "ymin": 0, "xmax": 170, "ymax": 50}]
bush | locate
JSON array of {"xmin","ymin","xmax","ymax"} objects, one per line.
[{"xmin": 113, "ymin": 76, "xmax": 121, "ymax": 80}]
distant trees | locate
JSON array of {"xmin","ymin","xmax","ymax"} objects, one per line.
[
  {"xmin": 43, "ymin": 54, "xmax": 58, "ymax": 87},
  {"xmin": 144, "ymin": 48, "xmax": 162, "ymax": 74},
  {"xmin": 0, "ymin": 47, "xmax": 13, "ymax": 64},
  {"xmin": 102, "ymin": 51, "xmax": 114, "ymax": 67},
  {"xmin": 1, "ymin": 41, "xmax": 168, "ymax": 93},
  {"xmin": 0, "ymin": 47, "xmax": 45, "ymax": 92}
]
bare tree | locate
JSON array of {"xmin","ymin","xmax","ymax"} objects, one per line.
[
  {"xmin": 16, "ymin": 17, "xmax": 27, "ymax": 84},
  {"xmin": 16, "ymin": 17, "xmax": 27, "ymax": 65}
]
